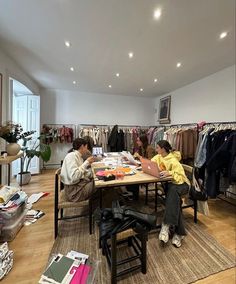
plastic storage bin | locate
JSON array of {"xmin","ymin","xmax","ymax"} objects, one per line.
[
  {"xmin": 0, "ymin": 202, "xmax": 26, "ymax": 227},
  {"xmin": 0, "ymin": 209, "xmax": 27, "ymax": 242}
]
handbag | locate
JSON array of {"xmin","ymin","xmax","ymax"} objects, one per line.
[{"xmin": 189, "ymin": 168, "xmax": 208, "ymax": 201}]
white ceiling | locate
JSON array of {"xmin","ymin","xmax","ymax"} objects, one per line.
[{"xmin": 0, "ymin": 0, "xmax": 235, "ymax": 97}]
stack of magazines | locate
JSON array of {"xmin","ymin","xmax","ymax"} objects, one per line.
[{"xmin": 39, "ymin": 251, "xmax": 93, "ymax": 284}]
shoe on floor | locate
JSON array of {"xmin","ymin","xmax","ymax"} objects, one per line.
[
  {"xmin": 159, "ymin": 223, "xmax": 170, "ymax": 243},
  {"xmin": 172, "ymin": 234, "xmax": 184, "ymax": 248}
]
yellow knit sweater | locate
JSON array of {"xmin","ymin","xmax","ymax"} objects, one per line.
[{"xmin": 151, "ymin": 151, "xmax": 190, "ymax": 185}]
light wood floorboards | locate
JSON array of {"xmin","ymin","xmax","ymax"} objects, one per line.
[{"xmin": 2, "ymin": 170, "xmax": 236, "ymax": 283}]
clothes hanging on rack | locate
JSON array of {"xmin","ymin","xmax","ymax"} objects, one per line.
[
  {"xmin": 194, "ymin": 122, "xmax": 236, "ymax": 198},
  {"xmin": 41, "ymin": 124, "xmax": 75, "ymax": 144},
  {"xmin": 163, "ymin": 125, "xmax": 198, "ymax": 161}
]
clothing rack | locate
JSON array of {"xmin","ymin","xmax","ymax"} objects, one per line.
[
  {"xmin": 166, "ymin": 123, "xmax": 198, "ymax": 128},
  {"xmin": 200, "ymin": 121, "xmax": 236, "ymax": 205},
  {"xmin": 78, "ymin": 124, "xmax": 159, "ymax": 128},
  {"xmin": 205, "ymin": 121, "xmax": 236, "ymax": 125},
  {"xmin": 41, "ymin": 123, "xmax": 76, "ymax": 169}
]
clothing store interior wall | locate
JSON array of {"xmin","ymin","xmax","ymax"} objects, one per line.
[{"xmin": 0, "ymin": 0, "xmax": 235, "ymax": 127}]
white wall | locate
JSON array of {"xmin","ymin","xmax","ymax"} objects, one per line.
[
  {"xmin": 41, "ymin": 89, "xmax": 155, "ymax": 126},
  {"xmin": 154, "ymin": 65, "xmax": 236, "ymax": 124},
  {"xmin": 0, "ymin": 47, "xmax": 40, "ymax": 122},
  {"xmin": 0, "ymin": 47, "xmax": 40, "ymax": 182},
  {"xmin": 40, "ymin": 89, "xmax": 156, "ymax": 166}
]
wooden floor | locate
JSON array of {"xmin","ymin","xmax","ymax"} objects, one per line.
[{"xmin": 2, "ymin": 170, "xmax": 236, "ymax": 284}]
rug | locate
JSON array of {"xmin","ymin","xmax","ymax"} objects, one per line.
[{"xmin": 50, "ymin": 205, "xmax": 235, "ymax": 284}]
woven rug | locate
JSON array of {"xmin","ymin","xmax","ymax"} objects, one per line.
[{"xmin": 50, "ymin": 206, "xmax": 235, "ymax": 284}]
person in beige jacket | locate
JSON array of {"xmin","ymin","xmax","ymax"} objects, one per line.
[{"xmin": 61, "ymin": 137, "xmax": 96, "ymax": 202}]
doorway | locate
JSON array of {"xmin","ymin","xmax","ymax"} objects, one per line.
[{"xmin": 10, "ymin": 78, "xmax": 40, "ymax": 175}]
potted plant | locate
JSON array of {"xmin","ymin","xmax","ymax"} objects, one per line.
[
  {"xmin": 0, "ymin": 121, "xmax": 35, "ymax": 156},
  {"xmin": 16, "ymin": 135, "xmax": 51, "ymax": 185}
]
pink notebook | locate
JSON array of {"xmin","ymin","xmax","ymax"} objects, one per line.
[{"xmin": 70, "ymin": 264, "xmax": 91, "ymax": 284}]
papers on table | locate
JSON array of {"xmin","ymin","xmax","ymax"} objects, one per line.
[{"xmin": 121, "ymin": 151, "xmax": 141, "ymax": 165}]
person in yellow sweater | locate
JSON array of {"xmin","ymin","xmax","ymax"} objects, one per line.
[{"xmin": 151, "ymin": 140, "xmax": 190, "ymax": 248}]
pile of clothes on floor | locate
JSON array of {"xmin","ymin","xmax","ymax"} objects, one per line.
[{"xmin": 0, "ymin": 242, "xmax": 13, "ymax": 280}]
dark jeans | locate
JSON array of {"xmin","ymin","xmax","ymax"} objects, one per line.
[
  {"xmin": 126, "ymin": 184, "xmax": 140, "ymax": 200},
  {"xmin": 163, "ymin": 182, "xmax": 189, "ymax": 236}
]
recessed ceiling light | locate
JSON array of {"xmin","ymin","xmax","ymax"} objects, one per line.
[
  {"xmin": 140, "ymin": 88, "xmax": 143, "ymax": 92},
  {"xmin": 154, "ymin": 78, "xmax": 158, "ymax": 83},
  {"xmin": 129, "ymin": 52, "xmax": 134, "ymax": 58},
  {"xmin": 73, "ymin": 81, "xmax": 76, "ymax": 84},
  {"xmin": 219, "ymin": 31, "xmax": 228, "ymax": 39},
  {"xmin": 70, "ymin": 67, "xmax": 74, "ymax": 71},
  {"xmin": 116, "ymin": 73, "xmax": 120, "ymax": 77},
  {"xmin": 154, "ymin": 9, "xmax": 162, "ymax": 19},
  {"xmin": 65, "ymin": 41, "xmax": 71, "ymax": 47},
  {"xmin": 176, "ymin": 62, "xmax": 182, "ymax": 68},
  {"xmin": 109, "ymin": 85, "xmax": 112, "ymax": 88}
]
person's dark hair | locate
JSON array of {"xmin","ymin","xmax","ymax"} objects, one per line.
[
  {"xmin": 83, "ymin": 136, "xmax": 94, "ymax": 152},
  {"xmin": 157, "ymin": 140, "xmax": 172, "ymax": 153},
  {"xmin": 68, "ymin": 137, "xmax": 87, "ymax": 153},
  {"xmin": 139, "ymin": 134, "xmax": 148, "ymax": 150}
]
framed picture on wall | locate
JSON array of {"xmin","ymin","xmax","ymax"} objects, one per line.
[
  {"xmin": 158, "ymin": 95, "xmax": 171, "ymax": 124},
  {"xmin": 0, "ymin": 73, "xmax": 2, "ymax": 124}
]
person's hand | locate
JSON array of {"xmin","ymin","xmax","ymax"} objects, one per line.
[
  {"xmin": 160, "ymin": 170, "xmax": 170, "ymax": 177},
  {"xmin": 133, "ymin": 152, "xmax": 141, "ymax": 159},
  {"xmin": 87, "ymin": 156, "xmax": 95, "ymax": 164}
]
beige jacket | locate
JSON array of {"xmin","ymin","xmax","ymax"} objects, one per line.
[{"xmin": 61, "ymin": 150, "xmax": 92, "ymax": 185}]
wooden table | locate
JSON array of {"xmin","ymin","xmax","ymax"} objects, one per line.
[
  {"xmin": 92, "ymin": 164, "xmax": 170, "ymax": 209},
  {"xmin": 0, "ymin": 152, "xmax": 23, "ymax": 185}
]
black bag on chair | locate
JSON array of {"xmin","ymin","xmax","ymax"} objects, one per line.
[
  {"xmin": 189, "ymin": 168, "xmax": 208, "ymax": 201},
  {"xmin": 99, "ymin": 201, "xmax": 157, "ymax": 242}
]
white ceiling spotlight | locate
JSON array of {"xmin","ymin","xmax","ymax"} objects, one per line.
[
  {"xmin": 65, "ymin": 41, "xmax": 71, "ymax": 47},
  {"xmin": 154, "ymin": 78, "xmax": 158, "ymax": 83},
  {"xmin": 129, "ymin": 52, "xmax": 134, "ymax": 58},
  {"xmin": 219, "ymin": 31, "xmax": 228, "ymax": 39},
  {"xmin": 140, "ymin": 88, "xmax": 143, "ymax": 92},
  {"xmin": 70, "ymin": 67, "xmax": 74, "ymax": 71},
  {"xmin": 176, "ymin": 62, "xmax": 182, "ymax": 68},
  {"xmin": 108, "ymin": 85, "xmax": 112, "ymax": 88},
  {"xmin": 154, "ymin": 8, "xmax": 162, "ymax": 20},
  {"xmin": 116, "ymin": 73, "xmax": 120, "ymax": 77},
  {"xmin": 73, "ymin": 81, "xmax": 76, "ymax": 84}
]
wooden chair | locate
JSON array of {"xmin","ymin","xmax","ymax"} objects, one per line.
[
  {"xmin": 54, "ymin": 168, "xmax": 93, "ymax": 238},
  {"xmin": 181, "ymin": 164, "xmax": 198, "ymax": 223},
  {"xmin": 101, "ymin": 228, "xmax": 147, "ymax": 284},
  {"xmin": 144, "ymin": 164, "xmax": 198, "ymax": 223}
]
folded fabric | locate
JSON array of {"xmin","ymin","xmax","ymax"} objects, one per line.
[
  {"xmin": 0, "ymin": 186, "xmax": 20, "ymax": 204},
  {"xmin": 28, "ymin": 192, "xmax": 49, "ymax": 204},
  {"xmin": 0, "ymin": 244, "xmax": 14, "ymax": 281}
]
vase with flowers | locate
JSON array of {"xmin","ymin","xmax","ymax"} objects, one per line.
[{"xmin": 0, "ymin": 121, "xmax": 36, "ymax": 156}]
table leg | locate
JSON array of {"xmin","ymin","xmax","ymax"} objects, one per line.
[
  {"xmin": 155, "ymin": 183, "xmax": 158, "ymax": 212},
  {"xmin": 99, "ymin": 188, "xmax": 103, "ymax": 208},
  {"xmin": 8, "ymin": 164, "xmax": 10, "ymax": 185},
  {"xmin": 0, "ymin": 165, "xmax": 2, "ymax": 185},
  {"xmin": 20, "ymin": 157, "xmax": 23, "ymax": 188}
]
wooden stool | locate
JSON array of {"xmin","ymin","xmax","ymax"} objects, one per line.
[{"xmin": 101, "ymin": 228, "xmax": 147, "ymax": 284}]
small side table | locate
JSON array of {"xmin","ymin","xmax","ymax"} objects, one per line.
[{"xmin": 0, "ymin": 152, "xmax": 24, "ymax": 186}]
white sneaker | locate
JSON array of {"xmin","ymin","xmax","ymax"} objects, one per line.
[
  {"xmin": 159, "ymin": 223, "xmax": 170, "ymax": 243},
  {"xmin": 172, "ymin": 234, "xmax": 184, "ymax": 248}
]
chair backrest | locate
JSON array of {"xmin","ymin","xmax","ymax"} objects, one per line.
[
  {"xmin": 55, "ymin": 168, "xmax": 65, "ymax": 207},
  {"xmin": 182, "ymin": 164, "xmax": 193, "ymax": 183}
]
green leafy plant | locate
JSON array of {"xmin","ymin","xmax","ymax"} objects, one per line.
[
  {"xmin": 21, "ymin": 135, "xmax": 51, "ymax": 173},
  {"xmin": 0, "ymin": 121, "xmax": 35, "ymax": 143}
]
